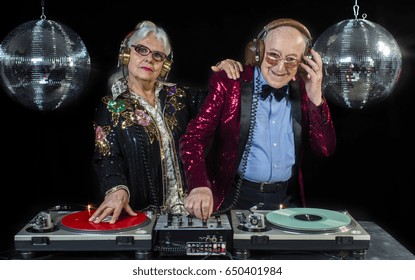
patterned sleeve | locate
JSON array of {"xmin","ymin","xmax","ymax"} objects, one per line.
[
  {"xmin": 92, "ymin": 97, "xmax": 128, "ymax": 196},
  {"xmin": 303, "ymin": 92, "xmax": 337, "ymax": 157}
]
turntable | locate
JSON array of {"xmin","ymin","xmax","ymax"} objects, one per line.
[
  {"xmin": 14, "ymin": 206, "xmax": 156, "ymax": 259},
  {"xmin": 231, "ymin": 208, "xmax": 371, "ymax": 259}
]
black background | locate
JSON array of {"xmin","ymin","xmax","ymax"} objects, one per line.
[{"xmin": 1, "ymin": 0, "xmax": 414, "ymax": 256}]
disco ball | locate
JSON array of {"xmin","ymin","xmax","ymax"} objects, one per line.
[
  {"xmin": 0, "ymin": 19, "xmax": 91, "ymax": 111},
  {"xmin": 313, "ymin": 19, "xmax": 402, "ymax": 109}
]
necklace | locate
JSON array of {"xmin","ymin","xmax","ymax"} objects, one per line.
[{"xmin": 129, "ymin": 88, "xmax": 159, "ymax": 108}]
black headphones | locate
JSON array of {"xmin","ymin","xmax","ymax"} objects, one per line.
[
  {"xmin": 245, "ymin": 18, "xmax": 312, "ymax": 66},
  {"xmin": 117, "ymin": 29, "xmax": 174, "ymax": 81}
]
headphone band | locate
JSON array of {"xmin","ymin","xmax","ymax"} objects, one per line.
[
  {"xmin": 117, "ymin": 26, "xmax": 173, "ymax": 80},
  {"xmin": 245, "ymin": 18, "xmax": 312, "ymax": 66}
]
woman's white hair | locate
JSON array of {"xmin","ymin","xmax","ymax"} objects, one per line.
[
  {"xmin": 108, "ymin": 20, "xmax": 173, "ymax": 98},
  {"xmin": 127, "ymin": 20, "xmax": 171, "ymax": 56}
]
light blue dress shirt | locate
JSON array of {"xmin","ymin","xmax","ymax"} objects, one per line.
[{"xmin": 238, "ymin": 68, "xmax": 295, "ymax": 183}]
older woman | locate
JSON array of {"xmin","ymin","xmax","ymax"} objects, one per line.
[{"xmin": 89, "ymin": 20, "xmax": 238, "ymax": 224}]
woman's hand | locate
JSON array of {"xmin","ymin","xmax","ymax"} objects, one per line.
[
  {"xmin": 88, "ymin": 189, "xmax": 137, "ymax": 224},
  {"xmin": 211, "ymin": 59, "xmax": 244, "ymax": 80}
]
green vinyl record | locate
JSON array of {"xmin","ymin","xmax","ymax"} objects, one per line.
[{"xmin": 265, "ymin": 208, "xmax": 352, "ymax": 233}]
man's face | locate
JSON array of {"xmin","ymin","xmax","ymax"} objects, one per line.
[{"xmin": 261, "ymin": 26, "xmax": 306, "ymax": 88}]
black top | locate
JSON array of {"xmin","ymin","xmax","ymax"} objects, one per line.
[{"xmin": 92, "ymin": 83, "xmax": 207, "ymax": 211}]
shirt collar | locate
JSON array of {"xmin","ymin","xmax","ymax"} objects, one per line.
[{"xmin": 254, "ymin": 66, "xmax": 289, "ymax": 96}]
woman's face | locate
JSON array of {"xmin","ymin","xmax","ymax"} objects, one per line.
[{"xmin": 127, "ymin": 32, "xmax": 167, "ymax": 83}]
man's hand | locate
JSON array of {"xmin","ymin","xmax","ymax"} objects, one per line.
[
  {"xmin": 184, "ymin": 187, "xmax": 214, "ymax": 220},
  {"xmin": 299, "ymin": 49, "xmax": 323, "ymax": 105}
]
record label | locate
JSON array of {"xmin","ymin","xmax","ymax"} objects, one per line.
[{"xmin": 265, "ymin": 208, "xmax": 352, "ymax": 233}]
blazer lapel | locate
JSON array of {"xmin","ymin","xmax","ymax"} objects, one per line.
[{"xmin": 237, "ymin": 80, "xmax": 254, "ymax": 165}]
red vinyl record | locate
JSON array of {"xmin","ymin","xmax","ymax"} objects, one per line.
[{"xmin": 59, "ymin": 210, "xmax": 149, "ymax": 233}]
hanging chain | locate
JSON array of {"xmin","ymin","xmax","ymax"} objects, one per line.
[
  {"xmin": 40, "ymin": 0, "xmax": 46, "ymax": 20},
  {"xmin": 353, "ymin": 0, "xmax": 367, "ymax": 20}
]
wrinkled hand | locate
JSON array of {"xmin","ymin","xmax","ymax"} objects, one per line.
[
  {"xmin": 88, "ymin": 189, "xmax": 136, "ymax": 224},
  {"xmin": 211, "ymin": 59, "xmax": 244, "ymax": 80},
  {"xmin": 184, "ymin": 187, "xmax": 214, "ymax": 220},
  {"xmin": 299, "ymin": 49, "xmax": 323, "ymax": 106}
]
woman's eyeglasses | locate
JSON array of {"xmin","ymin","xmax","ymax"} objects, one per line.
[{"xmin": 131, "ymin": 44, "xmax": 167, "ymax": 62}]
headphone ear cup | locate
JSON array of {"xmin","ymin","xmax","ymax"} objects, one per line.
[
  {"xmin": 118, "ymin": 46, "xmax": 131, "ymax": 66},
  {"xmin": 159, "ymin": 59, "xmax": 173, "ymax": 80},
  {"xmin": 245, "ymin": 39, "xmax": 265, "ymax": 66},
  {"xmin": 256, "ymin": 39, "xmax": 265, "ymax": 66},
  {"xmin": 245, "ymin": 40, "xmax": 256, "ymax": 66}
]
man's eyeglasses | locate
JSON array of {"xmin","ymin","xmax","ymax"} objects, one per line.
[
  {"xmin": 131, "ymin": 44, "xmax": 167, "ymax": 62},
  {"xmin": 265, "ymin": 52, "xmax": 301, "ymax": 69}
]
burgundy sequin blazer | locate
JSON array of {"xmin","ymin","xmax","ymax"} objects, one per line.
[{"xmin": 179, "ymin": 65, "xmax": 336, "ymax": 211}]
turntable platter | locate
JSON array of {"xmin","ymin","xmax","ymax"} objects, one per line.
[
  {"xmin": 265, "ymin": 208, "xmax": 353, "ymax": 233},
  {"xmin": 59, "ymin": 210, "xmax": 149, "ymax": 233}
]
